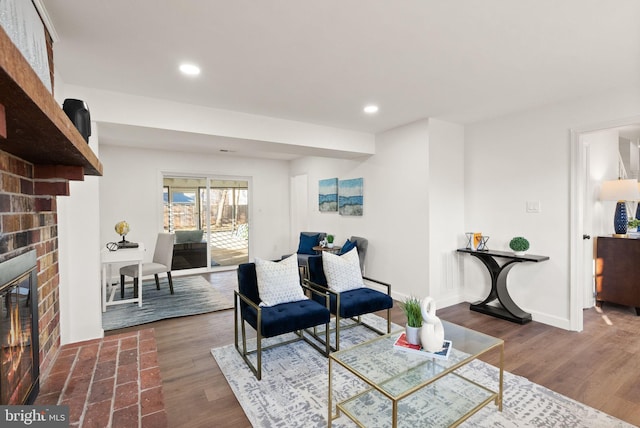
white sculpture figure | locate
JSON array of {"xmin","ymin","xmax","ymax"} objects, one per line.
[{"xmin": 420, "ymin": 297, "xmax": 445, "ymax": 352}]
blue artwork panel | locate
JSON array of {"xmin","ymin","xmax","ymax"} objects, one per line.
[
  {"xmin": 339, "ymin": 178, "xmax": 363, "ymax": 216},
  {"xmin": 319, "ymin": 178, "xmax": 338, "ymax": 212}
]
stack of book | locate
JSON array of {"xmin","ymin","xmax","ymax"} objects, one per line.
[{"xmin": 393, "ymin": 332, "xmax": 452, "ymax": 360}]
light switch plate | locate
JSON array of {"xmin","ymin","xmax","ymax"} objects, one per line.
[{"xmin": 526, "ymin": 201, "xmax": 541, "ymax": 213}]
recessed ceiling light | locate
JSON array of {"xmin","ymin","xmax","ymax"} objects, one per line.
[
  {"xmin": 363, "ymin": 105, "xmax": 379, "ymax": 114},
  {"xmin": 179, "ymin": 63, "xmax": 201, "ymax": 76}
]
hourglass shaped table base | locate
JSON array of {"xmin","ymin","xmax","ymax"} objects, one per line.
[{"xmin": 457, "ymin": 249, "xmax": 550, "ymax": 324}]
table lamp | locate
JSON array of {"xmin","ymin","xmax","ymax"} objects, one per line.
[{"xmin": 600, "ymin": 179, "xmax": 639, "ymax": 237}]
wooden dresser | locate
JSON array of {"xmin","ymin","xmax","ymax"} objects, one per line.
[{"xmin": 595, "ymin": 236, "xmax": 640, "ymax": 315}]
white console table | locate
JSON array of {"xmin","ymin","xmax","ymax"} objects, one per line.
[{"xmin": 100, "ymin": 244, "xmax": 145, "ymax": 312}]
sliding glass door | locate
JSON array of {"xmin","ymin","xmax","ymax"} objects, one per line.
[
  {"xmin": 163, "ymin": 175, "xmax": 249, "ymax": 270},
  {"xmin": 201, "ymin": 182, "xmax": 249, "ymax": 267}
]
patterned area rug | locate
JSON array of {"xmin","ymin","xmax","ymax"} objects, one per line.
[
  {"xmin": 211, "ymin": 315, "xmax": 632, "ymax": 427},
  {"xmin": 103, "ymin": 275, "xmax": 233, "ymax": 331}
]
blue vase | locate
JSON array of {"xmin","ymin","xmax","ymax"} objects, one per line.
[{"xmin": 614, "ymin": 202, "xmax": 628, "ymax": 235}]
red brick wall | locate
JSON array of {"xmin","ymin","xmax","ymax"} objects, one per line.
[{"xmin": 0, "ymin": 149, "xmax": 60, "ymax": 375}]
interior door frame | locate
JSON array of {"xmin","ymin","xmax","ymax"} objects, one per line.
[{"xmin": 570, "ymin": 115, "xmax": 640, "ymax": 331}]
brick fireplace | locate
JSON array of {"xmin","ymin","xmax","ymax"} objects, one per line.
[
  {"xmin": 0, "ymin": 0, "xmax": 105, "ymax": 404},
  {"xmin": 0, "ymin": 150, "xmax": 64, "ymax": 403},
  {"xmin": 0, "ymin": 5, "xmax": 103, "ymax": 407}
]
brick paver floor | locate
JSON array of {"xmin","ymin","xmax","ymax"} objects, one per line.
[{"xmin": 35, "ymin": 329, "xmax": 167, "ymax": 428}]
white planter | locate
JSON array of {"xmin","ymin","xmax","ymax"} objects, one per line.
[
  {"xmin": 405, "ymin": 325, "xmax": 421, "ymax": 345},
  {"xmin": 327, "ymin": 243, "xmax": 334, "ymax": 248},
  {"xmin": 513, "ymin": 251, "xmax": 526, "ymax": 256}
]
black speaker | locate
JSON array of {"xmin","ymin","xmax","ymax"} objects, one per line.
[{"xmin": 62, "ymin": 99, "xmax": 91, "ymax": 143}]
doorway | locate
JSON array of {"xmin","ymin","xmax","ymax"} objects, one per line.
[
  {"xmin": 163, "ymin": 175, "xmax": 250, "ymax": 270},
  {"xmin": 570, "ymin": 118, "xmax": 640, "ymax": 331}
]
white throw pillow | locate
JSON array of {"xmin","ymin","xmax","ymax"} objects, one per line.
[
  {"xmin": 255, "ymin": 254, "xmax": 307, "ymax": 307},
  {"xmin": 322, "ymin": 247, "xmax": 364, "ymax": 292}
]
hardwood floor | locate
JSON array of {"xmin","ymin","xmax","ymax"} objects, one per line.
[{"xmin": 108, "ymin": 273, "xmax": 640, "ymax": 427}]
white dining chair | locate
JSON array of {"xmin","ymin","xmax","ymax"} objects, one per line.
[{"xmin": 120, "ymin": 232, "xmax": 175, "ymax": 297}]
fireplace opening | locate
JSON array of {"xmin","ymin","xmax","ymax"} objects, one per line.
[{"xmin": 0, "ymin": 250, "xmax": 39, "ymax": 405}]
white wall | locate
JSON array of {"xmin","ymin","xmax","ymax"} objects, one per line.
[
  {"xmin": 427, "ymin": 119, "xmax": 465, "ymax": 306},
  {"xmin": 288, "ymin": 156, "xmax": 371, "ymax": 264},
  {"xmin": 290, "ymin": 119, "xmax": 465, "ymax": 303},
  {"xmin": 289, "ymin": 174, "xmax": 309, "ymax": 247},
  {"xmin": 99, "ymin": 145, "xmax": 292, "ymax": 264},
  {"xmin": 618, "ymin": 136, "xmax": 639, "ymax": 180},
  {"xmin": 584, "ymin": 129, "xmax": 621, "ymax": 237},
  {"xmin": 57, "ymin": 132, "xmax": 103, "ymax": 344},
  {"xmin": 464, "ymin": 87, "xmax": 640, "ymax": 329},
  {"xmin": 367, "ymin": 120, "xmax": 430, "ymax": 296},
  {"xmin": 55, "ymin": 74, "xmax": 103, "ymax": 344}
]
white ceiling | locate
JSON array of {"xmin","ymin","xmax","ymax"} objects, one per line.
[{"xmin": 40, "ymin": 0, "xmax": 640, "ymax": 156}]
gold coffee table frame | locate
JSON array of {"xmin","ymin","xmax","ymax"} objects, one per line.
[{"xmin": 328, "ymin": 321, "xmax": 503, "ymax": 427}]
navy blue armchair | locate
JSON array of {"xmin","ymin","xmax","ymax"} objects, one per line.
[
  {"xmin": 282, "ymin": 232, "xmax": 326, "ymax": 279},
  {"xmin": 305, "ymin": 254, "xmax": 393, "ymax": 351},
  {"xmin": 235, "ymin": 262, "xmax": 330, "ymax": 380}
]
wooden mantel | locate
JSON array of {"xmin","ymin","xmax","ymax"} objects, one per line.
[{"xmin": 0, "ymin": 26, "xmax": 102, "ymax": 177}]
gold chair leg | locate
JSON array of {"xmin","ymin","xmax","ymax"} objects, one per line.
[
  {"xmin": 241, "ymin": 319, "xmax": 247, "ymax": 356},
  {"xmin": 256, "ymin": 310, "xmax": 262, "ymax": 380},
  {"xmin": 325, "ymin": 320, "xmax": 330, "ymax": 356},
  {"xmin": 335, "ymin": 314, "xmax": 341, "ymax": 351},
  {"xmin": 234, "ymin": 295, "xmax": 239, "ymax": 349}
]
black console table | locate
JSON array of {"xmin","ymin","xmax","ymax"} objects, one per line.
[{"xmin": 457, "ymin": 249, "xmax": 550, "ymax": 324}]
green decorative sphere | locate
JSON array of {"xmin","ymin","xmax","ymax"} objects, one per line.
[{"xmin": 509, "ymin": 237, "xmax": 530, "ymax": 252}]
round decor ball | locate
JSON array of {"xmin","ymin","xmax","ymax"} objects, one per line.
[
  {"xmin": 115, "ymin": 221, "xmax": 130, "ymax": 236},
  {"xmin": 509, "ymin": 236, "xmax": 530, "ymax": 254}
]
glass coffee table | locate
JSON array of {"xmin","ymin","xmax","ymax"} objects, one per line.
[{"xmin": 328, "ymin": 321, "xmax": 503, "ymax": 427}]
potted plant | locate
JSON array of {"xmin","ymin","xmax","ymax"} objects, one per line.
[
  {"xmin": 628, "ymin": 218, "xmax": 640, "ymax": 232},
  {"xmin": 509, "ymin": 236, "xmax": 530, "ymax": 256},
  {"xmin": 326, "ymin": 234, "xmax": 335, "ymax": 248},
  {"xmin": 400, "ymin": 296, "xmax": 423, "ymax": 345}
]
